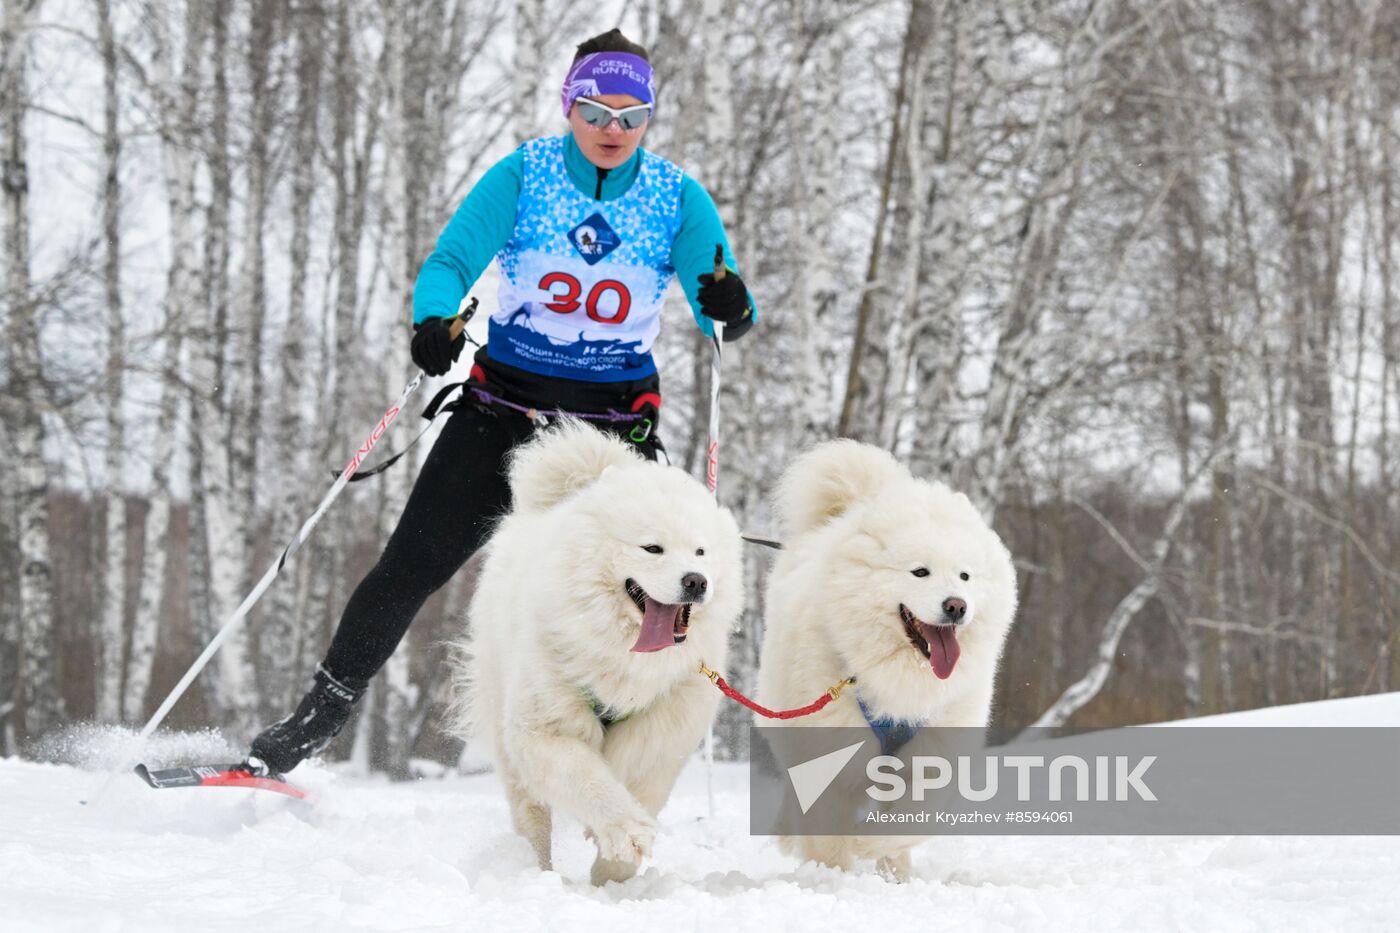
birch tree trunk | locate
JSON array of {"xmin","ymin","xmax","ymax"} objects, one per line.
[
  {"xmin": 785, "ymin": 17, "xmax": 840, "ymax": 444},
  {"xmin": 0, "ymin": 485, "xmax": 18, "ymax": 752},
  {"xmin": 904, "ymin": 3, "xmax": 973, "ymax": 476},
  {"xmin": 127, "ymin": 0, "xmax": 206, "ymax": 723},
  {"xmin": 303, "ymin": 0, "xmax": 380, "ymax": 686},
  {"xmin": 190, "ymin": 0, "xmax": 257, "ymax": 733},
  {"xmin": 95, "ymin": 0, "xmax": 127, "ymax": 723},
  {"xmin": 232, "ymin": 0, "xmax": 279, "ymax": 586},
  {"xmin": 1375, "ymin": 41, "xmax": 1399, "ymax": 692},
  {"xmin": 373, "ymin": 0, "xmax": 473, "ymax": 775},
  {"xmin": 231, "ymin": 0, "xmax": 279, "ymax": 708},
  {"xmin": 695, "ymin": 0, "xmax": 760, "ymax": 760},
  {"xmin": 265, "ymin": 0, "xmax": 324, "ymax": 715},
  {"xmin": 2, "ymin": 0, "xmax": 64, "ymax": 738},
  {"xmin": 363, "ymin": 0, "xmax": 414, "ymax": 776},
  {"xmin": 513, "ymin": 0, "xmax": 544, "ymax": 143},
  {"xmin": 837, "ymin": 0, "xmax": 929, "ymax": 441}
]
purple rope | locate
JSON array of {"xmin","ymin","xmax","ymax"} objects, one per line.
[{"xmin": 468, "ymin": 386, "xmax": 643, "ymax": 423}]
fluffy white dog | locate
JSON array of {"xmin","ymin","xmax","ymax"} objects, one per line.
[
  {"xmin": 452, "ymin": 421, "xmax": 742, "ymax": 885},
  {"xmin": 755, "ymin": 440, "xmax": 1018, "ymax": 880}
]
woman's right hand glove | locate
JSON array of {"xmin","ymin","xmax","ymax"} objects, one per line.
[{"xmin": 410, "ymin": 316, "xmax": 465, "ymax": 376}]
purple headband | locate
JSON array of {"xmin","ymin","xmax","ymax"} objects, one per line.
[{"xmin": 560, "ymin": 52, "xmax": 656, "ymax": 119}]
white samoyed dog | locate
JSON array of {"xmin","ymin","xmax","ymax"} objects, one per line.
[
  {"xmin": 452, "ymin": 421, "xmax": 742, "ymax": 885},
  {"xmin": 755, "ymin": 440, "xmax": 1018, "ymax": 880}
]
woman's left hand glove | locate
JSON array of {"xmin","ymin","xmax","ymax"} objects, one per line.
[
  {"xmin": 697, "ymin": 271, "xmax": 753, "ymax": 340},
  {"xmin": 697, "ymin": 271, "xmax": 751, "ymax": 323}
]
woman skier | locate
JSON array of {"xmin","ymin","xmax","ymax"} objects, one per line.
[{"xmin": 246, "ymin": 28, "xmax": 755, "ymax": 775}]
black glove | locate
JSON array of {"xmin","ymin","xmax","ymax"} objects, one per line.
[
  {"xmin": 411, "ymin": 316, "xmax": 465, "ymax": 376},
  {"xmin": 697, "ymin": 270, "xmax": 752, "ymax": 325}
]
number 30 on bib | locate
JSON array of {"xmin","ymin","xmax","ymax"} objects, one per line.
[{"xmin": 539, "ymin": 272, "xmax": 631, "ymax": 323}]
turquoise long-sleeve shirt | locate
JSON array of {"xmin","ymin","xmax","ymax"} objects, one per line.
[{"xmin": 412, "ymin": 133, "xmax": 753, "ymax": 340}]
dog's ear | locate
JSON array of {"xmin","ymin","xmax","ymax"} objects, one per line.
[
  {"xmin": 777, "ymin": 440, "xmax": 910, "ymax": 535},
  {"xmin": 507, "ymin": 420, "xmax": 642, "ymax": 513}
]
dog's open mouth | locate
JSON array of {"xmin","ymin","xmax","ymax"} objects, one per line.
[
  {"xmin": 625, "ymin": 579, "xmax": 692, "ymax": 653},
  {"xmin": 900, "ymin": 604, "xmax": 960, "ymax": 679}
]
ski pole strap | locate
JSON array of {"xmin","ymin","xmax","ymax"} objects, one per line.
[
  {"xmin": 741, "ymin": 533, "xmax": 784, "ymax": 550},
  {"xmin": 698, "ymin": 661, "xmax": 855, "ymax": 720},
  {"xmin": 337, "ymin": 380, "xmax": 471, "ymax": 482},
  {"xmin": 335, "ymin": 300, "xmax": 478, "ymax": 483}
]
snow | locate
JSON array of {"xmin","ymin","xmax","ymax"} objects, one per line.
[
  {"xmin": 1154, "ymin": 690, "xmax": 1400, "ymax": 727},
  {"xmin": 5, "ymin": 695, "xmax": 1400, "ymax": 932}
]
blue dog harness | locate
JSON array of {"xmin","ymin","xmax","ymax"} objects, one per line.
[{"xmin": 857, "ymin": 696, "xmax": 923, "ymax": 756}]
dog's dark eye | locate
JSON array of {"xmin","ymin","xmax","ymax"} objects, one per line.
[
  {"xmin": 960, "ymin": 572, "xmax": 971, "ymax": 581},
  {"xmin": 696, "ymin": 548, "xmax": 705, "ymax": 556},
  {"xmin": 642, "ymin": 544, "xmax": 664, "ymax": 554},
  {"xmin": 911, "ymin": 567, "xmax": 930, "ymax": 578}
]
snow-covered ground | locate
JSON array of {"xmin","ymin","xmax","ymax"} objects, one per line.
[{"xmin": 5, "ymin": 695, "xmax": 1400, "ymax": 933}]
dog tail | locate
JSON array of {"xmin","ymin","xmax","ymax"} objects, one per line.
[
  {"xmin": 442, "ymin": 638, "xmax": 479, "ymax": 742},
  {"xmin": 507, "ymin": 419, "xmax": 643, "ymax": 514},
  {"xmin": 776, "ymin": 439, "xmax": 910, "ymax": 535}
]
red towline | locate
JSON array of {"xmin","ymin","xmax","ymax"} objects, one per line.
[{"xmin": 699, "ymin": 662, "xmax": 855, "ymax": 720}]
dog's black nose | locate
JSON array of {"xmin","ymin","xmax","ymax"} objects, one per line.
[
  {"xmin": 681, "ymin": 572, "xmax": 708, "ymax": 600},
  {"xmin": 943, "ymin": 597, "xmax": 967, "ymax": 622}
]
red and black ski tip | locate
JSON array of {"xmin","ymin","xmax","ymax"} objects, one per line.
[{"xmin": 134, "ymin": 762, "xmax": 310, "ymax": 801}]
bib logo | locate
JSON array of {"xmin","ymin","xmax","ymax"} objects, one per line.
[{"xmin": 568, "ymin": 212, "xmax": 622, "ymax": 265}]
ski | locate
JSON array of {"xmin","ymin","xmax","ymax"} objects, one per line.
[{"xmin": 133, "ymin": 762, "xmax": 310, "ymax": 801}]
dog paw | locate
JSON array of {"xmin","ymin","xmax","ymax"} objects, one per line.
[
  {"xmin": 589, "ymin": 814, "xmax": 656, "ymax": 865},
  {"xmin": 876, "ymin": 852, "xmax": 912, "ymax": 883},
  {"xmin": 590, "ymin": 855, "xmax": 640, "ymax": 886}
]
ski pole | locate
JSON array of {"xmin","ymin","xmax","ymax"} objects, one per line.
[
  {"xmin": 706, "ymin": 244, "xmax": 725, "ymax": 494},
  {"xmin": 86, "ymin": 309, "xmax": 473, "ymax": 803},
  {"xmin": 703, "ymin": 246, "xmax": 724, "ymax": 821}
]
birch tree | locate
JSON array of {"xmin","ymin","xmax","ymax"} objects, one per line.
[
  {"xmin": 263, "ymin": 0, "xmax": 325, "ymax": 714},
  {"xmin": 513, "ymin": 0, "xmax": 545, "ymax": 143},
  {"xmin": 837, "ymin": 0, "xmax": 931, "ymax": 443},
  {"xmin": 2, "ymin": 0, "xmax": 64, "ymax": 738},
  {"xmin": 0, "ymin": 486, "xmax": 17, "ymax": 751},
  {"xmin": 188, "ymin": 0, "xmax": 257, "ymax": 733},
  {"xmin": 298, "ymin": 0, "xmax": 385, "ymax": 693},
  {"xmin": 95, "ymin": 0, "xmax": 127, "ymax": 723},
  {"xmin": 126, "ymin": 0, "xmax": 207, "ymax": 723}
]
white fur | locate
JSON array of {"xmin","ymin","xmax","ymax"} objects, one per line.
[
  {"xmin": 450, "ymin": 421, "xmax": 742, "ymax": 884},
  {"xmin": 756, "ymin": 441, "xmax": 1019, "ymax": 879}
]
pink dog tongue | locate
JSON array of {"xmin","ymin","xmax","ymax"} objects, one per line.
[
  {"xmin": 920, "ymin": 623, "xmax": 961, "ymax": 679},
  {"xmin": 631, "ymin": 599, "xmax": 681, "ymax": 653}
]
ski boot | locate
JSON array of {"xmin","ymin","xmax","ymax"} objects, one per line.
[{"xmin": 246, "ymin": 664, "xmax": 368, "ymax": 775}]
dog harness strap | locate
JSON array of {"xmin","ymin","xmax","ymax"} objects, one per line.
[
  {"xmin": 856, "ymin": 696, "xmax": 923, "ymax": 756},
  {"xmin": 582, "ymin": 686, "xmax": 634, "ymax": 727},
  {"xmin": 698, "ymin": 662, "xmax": 855, "ymax": 720}
]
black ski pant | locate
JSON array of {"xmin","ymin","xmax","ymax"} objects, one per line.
[{"xmin": 322, "ymin": 401, "xmax": 661, "ymax": 682}]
